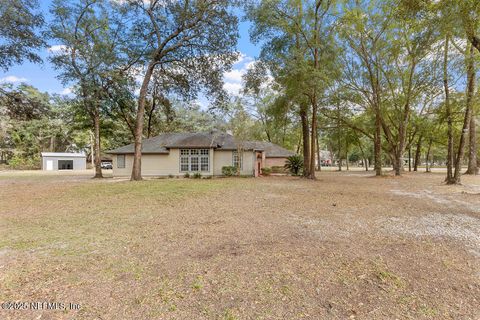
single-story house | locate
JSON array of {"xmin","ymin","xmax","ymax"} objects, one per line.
[
  {"xmin": 41, "ymin": 152, "xmax": 87, "ymax": 171},
  {"xmin": 106, "ymin": 132, "xmax": 295, "ymax": 177},
  {"xmin": 318, "ymin": 150, "xmax": 333, "ymax": 166}
]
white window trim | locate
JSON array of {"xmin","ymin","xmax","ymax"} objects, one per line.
[
  {"xmin": 233, "ymin": 150, "xmax": 243, "ymax": 170},
  {"xmin": 180, "ymin": 149, "xmax": 210, "ymax": 172},
  {"xmin": 117, "ymin": 154, "xmax": 125, "ymax": 169}
]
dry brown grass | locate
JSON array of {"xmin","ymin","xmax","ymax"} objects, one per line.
[{"xmin": 0, "ymin": 171, "xmax": 479, "ymax": 319}]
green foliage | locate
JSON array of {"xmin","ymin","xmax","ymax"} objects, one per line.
[
  {"xmin": 192, "ymin": 172, "xmax": 202, "ymax": 179},
  {"xmin": 0, "ymin": 84, "xmax": 92, "ymax": 167},
  {"xmin": 261, "ymin": 167, "xmax": 272, "ymax": 176},
  {"xmin": 284, "ymin": 154, "xmax": 303, "ymax": 176},
  {"xmin": 122, "ymin": 0, "xmax": 240, "ymax": 121},
  {"xmin": 1, "ymin": 84, "xmax": 51, "ymax": 121},
  {"xmin": 183, "ymin": 173, "xmax": 190, "ymax": 178},
  {"xmin": 7, "ymin": 154, "xmax": 39, "ymax": 169},
  {"xmin": 0, "ymin": 0, "xmax": 45, "ymax": 71},
  {"xmin": 222, "ymin": 166, "xmax": 237, "ymax": 176}
]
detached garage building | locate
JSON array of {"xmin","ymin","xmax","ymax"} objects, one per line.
[{"xmin": 41, "ymin": 152, "xmax": 87, "ymax": 171}]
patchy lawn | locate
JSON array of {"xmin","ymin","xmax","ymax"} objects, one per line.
[{"xmin": 0, "ymin": 171, "xmax": 479, "ymax": 319}]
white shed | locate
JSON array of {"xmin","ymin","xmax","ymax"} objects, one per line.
[{"xmin": 41, "ymin": 152, "xmax": 87, "ymax": 171}]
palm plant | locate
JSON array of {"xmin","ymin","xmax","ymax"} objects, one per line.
[{"xmin": 284, "ymin": 154, "xmax": 303, "ymax": 175}]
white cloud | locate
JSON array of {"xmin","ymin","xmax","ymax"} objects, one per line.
[
  {"xmin": 224, "ymin": 69, "xmax": 244, "ymax": 82},
  {"xmin": 48, "ymin": 45, "xmax": 67, "ymax": 53},
  {"xmin": 223, "ymin": 82, "xmax": 243, "ymax": 95},
  {"xmin": 222, "ymin": 52, "xmax": 256, "ymax": 96},
  {"xmin": 60, "ymin": 87, "xmax": 73, "ymax": 95},
  {"xmin": 0, "ymin": 75, "xmax": 28, "ymax": 83}
]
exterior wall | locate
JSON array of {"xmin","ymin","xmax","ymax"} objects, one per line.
[
  {"xmin": 265, "ymin": 157, "xmax": 288, "ymax": 168},
  {"xmin": 112, "ymin": 148, "xmax": 217, "ymax": 177},
  {"xmin": 42, "ymin": 156, "xmax": 86, "ymax": 170},
  {"xmin": 110, "ymin": 149, "xmax": 256, "ymax": 177},
  {"xmin": 213, "ymin": 150, "xmax": 255, "ymax": 176}
]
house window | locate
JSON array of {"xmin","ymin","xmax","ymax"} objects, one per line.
[
  {"xmin": 233, "ymin": 151, "xmax": 242, "ymax": 170},
  {"xmin": 180, "ymin": 156, "xmax": 189, "ymax": 171},
  {"xmin": 180, "ymin": 149, "xmax": 209, "ymax": 172},
  {"xmin": 117, "ymin": 155, "xmax": 125, "ymax": 168},
  {"xmin": 201, "ymin": 156, "xmax": 209, "ymax": 171},
  {"xmin": 191, "ymin": 157, "xmax": 199, "ymax": 171}
]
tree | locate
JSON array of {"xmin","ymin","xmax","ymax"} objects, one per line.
[
  {"xmin": 49, "ymin": 0, "xmax": 131, "ymax": 178},
  {"xmin": 247, "ymin": 0, "xmax": 338, "ymax": 179},
  {"xmin": 0, "ymin": 0, "xmax": 45, "ymax": 71},
  {"xmin": 339, "ymin": 0, "xmax": 391, "ymax": 176},
  {"xmin": 121, "ymin": 0, "xmax": 239, "ymax": 180}
]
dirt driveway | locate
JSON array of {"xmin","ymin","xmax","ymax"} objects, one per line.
[{"xmin": 0, "ymin": 171, "xmax": 479, "ymax": 319}]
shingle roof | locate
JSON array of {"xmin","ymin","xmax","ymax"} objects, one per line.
[
  {"xmin": 106, "ymin": 132, "xmax": 295, "ymax": 158},
  {"xmin": 249, "ymin": 141, "xmax": 295, "ymax": 158}
]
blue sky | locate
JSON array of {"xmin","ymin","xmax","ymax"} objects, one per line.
[{"xmin": 0, "ymin": 2, "xmax": 260, "ymax": 99}]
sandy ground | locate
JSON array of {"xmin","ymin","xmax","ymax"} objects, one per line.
[{"xmin": 0, "ymin": 170, "xmax": 479, "ymax": 319}]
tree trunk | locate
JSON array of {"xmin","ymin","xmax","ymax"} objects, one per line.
[
  {"xmin": 444, "ymin": 36, "xmax": 455, "ymax": 184},
  {"xmin": 414, "ymin": 134, "xmax": 423, "ymax": 172},
  {"xmin": 146, "ymin": 99, "xmax": 155, "ymax": 139},
  {"xmin": 468, "ymin": 34, "xmax": 480, "ymax": 53},
  {"xmin": 90, "ymin": 130, "xmax": 94, "ymax": 168},
  {"xmin": 408, "ymin": 147, "xmax": 412, "ymax": 172},
  {"xmin": 316, "ymin": 129, "xmax": 321, "ymax": 171},
  {"xmin": 425, "ymin": 138, "xmax": 433, "ymax": 173},
  {"xmin": 465, "ymin": 111, "xmax": 478, "ymax": 174},
  {"xmin": 309, "ymin": 97, "xmax": 317, "ymax": 179},
  {"xmin": 374, "ymin": 110, "xmax": 382, "ymax": 176},
  {"xmin": 356, "ymin": 134, "xmax": 368, "ymax": 171},
  {"xmin": 337, "ymin": 102, "xmax": 342, "ymax": 172},
  {"xmin": 452, "ymin": 44, "xmax": 475, "ymax": 183},
  {"xmin": 92, "ymin": 109, "xmax": 103, "ymax": 178},
  {"xmin": 393, "ymin": 149, "xmax": 402, "ymax": 176},
  {"xmin": 131, "ymin": 63, "xmax": 155, "ymax": 181},
  {"xmin": 300, "ymin": 105, "xmax": 310, "ymax": 177},
  {"xmin": 465, "ymin": 47, "xmax": 478, "ymax": 175},
  {"xmin": 346, "ymin": 141, "xmax": 349, "ymax": 171}
]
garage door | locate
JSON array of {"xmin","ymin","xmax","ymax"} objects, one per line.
[{"xmin": 58, "ymin": 160, "xmax": 73, "ymax": 170}]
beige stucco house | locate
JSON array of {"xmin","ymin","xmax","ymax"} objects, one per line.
[{"xmin": 107, "ymin": 132, "xmax": 295, "ymax": 177}]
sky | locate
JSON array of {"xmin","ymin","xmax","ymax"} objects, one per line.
[{"xmin": 0, "ymin": 2, "xmax": 261, "ymax": 102}]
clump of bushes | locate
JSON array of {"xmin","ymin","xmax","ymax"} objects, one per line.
[
  {"xmin": 9, "ymin": 155, "xmax": 39, "ymax": 170},
  {"xmin": 284, "ymin": 154, "xmax": 303, "ymax": 176},
  {"xmin": 222, "ymin": 166, "xmax": 237, "ymax": 176},
  {"xmin": 184, "ymin": 172, "xmax": 190, "ymax": 178},
  {"xmin": 261, "ymin": 167, "xmax": 272, "ymax": 176},
  {"xmin": 271, "ymin": 166, "xmax": 286, "ymax": 174},
  {"xmin": 192, "ymin": 172, "xmax": 202, "ymax": 179}
]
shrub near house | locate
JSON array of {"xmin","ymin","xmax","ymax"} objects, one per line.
[{"xmin": 222, "ymin": 166, "xmax": 237, "ymax": 176}]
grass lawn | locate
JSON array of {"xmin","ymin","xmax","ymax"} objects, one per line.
[{"xmin": 0, "ymin": 171, "xmax": 479, "ymax": 319}]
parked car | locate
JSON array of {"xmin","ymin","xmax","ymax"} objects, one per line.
[{"xmin": 101, "ymin": 162, "xmax": 112, "ymax": 169}]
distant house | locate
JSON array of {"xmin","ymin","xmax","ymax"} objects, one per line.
[
  {"xmin": 106, "ymin": 132, "xmax": 295, "ymax": 177},
  {"xmin": 41, "ymin": 152, "xmax": 87, "ymax": 171},
  {"xmin": 318, "ymin": 150, "xmax": 333, "ymax": 166}
]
